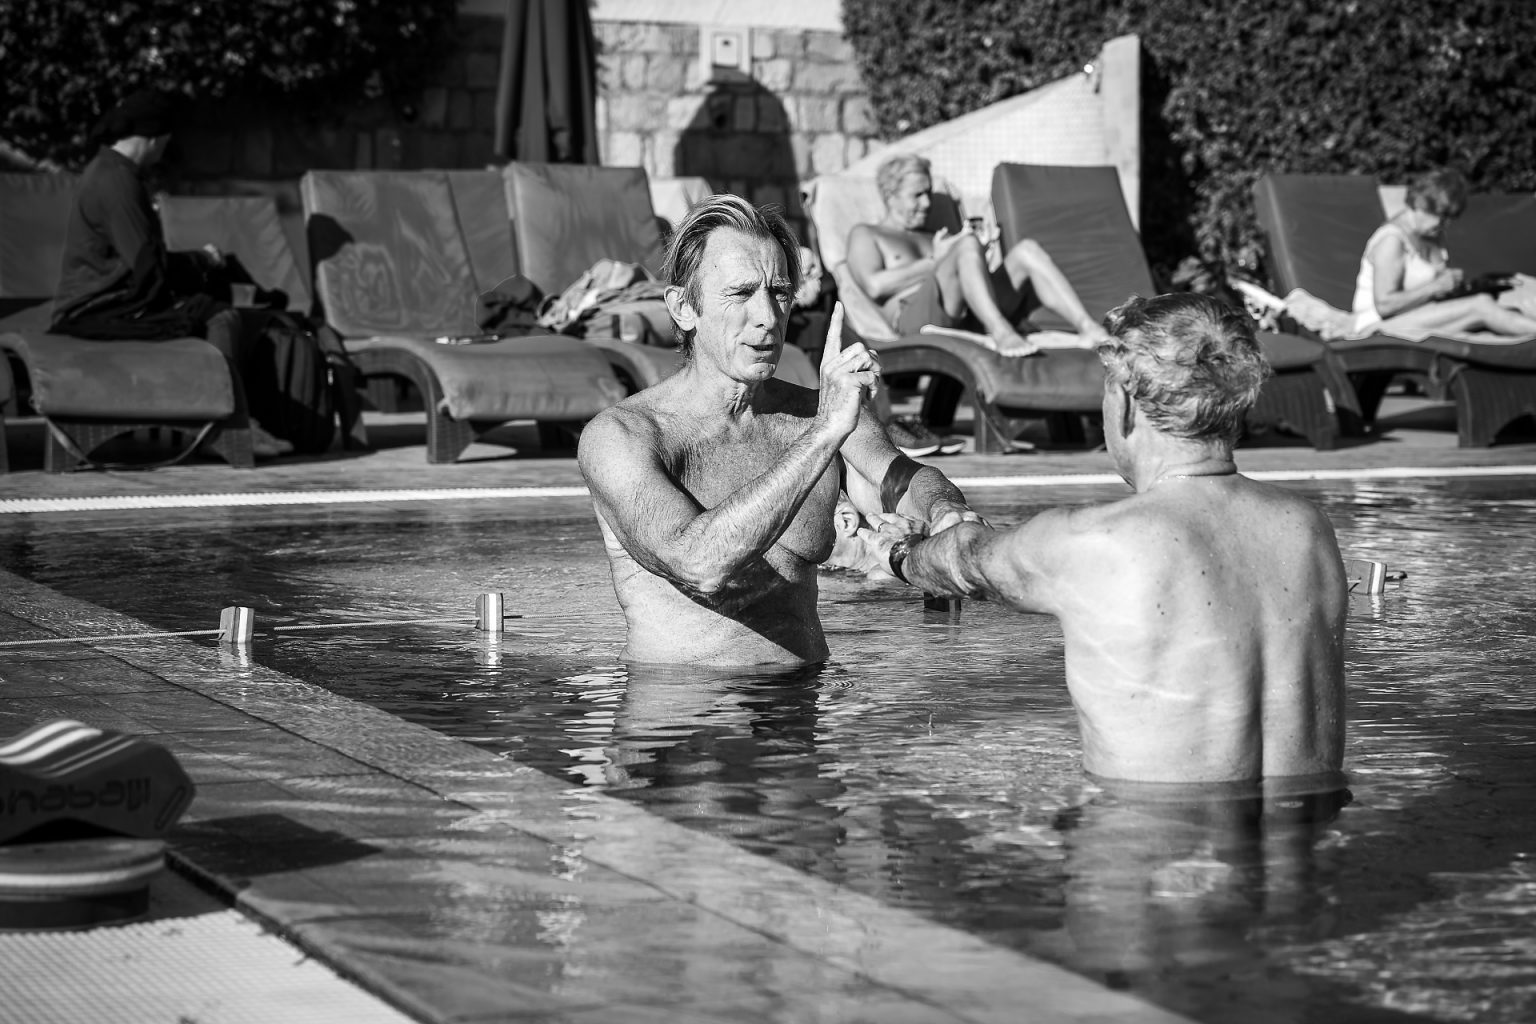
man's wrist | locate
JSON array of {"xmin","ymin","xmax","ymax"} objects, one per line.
[{"xmin": 886, "ymin": 533, "xmax": 926, "ymax": 585}]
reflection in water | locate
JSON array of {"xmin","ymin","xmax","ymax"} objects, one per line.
[
  {"xmin": 591, "ymin": 661, "xmax": 1369, "ymax": 1022},
  {"xmin": 599, "ymin": 663, "xmax": 847, "ymax": 876},
  {"xmin": 1055, "ymin": 777, "xmax": 1352, "ymax": 1018},
  {"xmin": 4, "ymin": 480, "xmax": 1536, "ymax": 1023}
]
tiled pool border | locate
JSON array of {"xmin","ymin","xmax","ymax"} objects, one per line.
[{"xmin": 0, "ymin": 565, "xmax": 1195, "ymax": 1024}]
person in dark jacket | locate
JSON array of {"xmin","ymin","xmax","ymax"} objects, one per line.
[{"xmin": 51, "ymin": 89, "xmax": 292, "ymax": 457}]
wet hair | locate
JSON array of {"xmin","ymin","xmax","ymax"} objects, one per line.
[
  {"xmin": 661, "ymin": 193, "xmax": 801, "ymax": 354},
  {"xmin": 95, "ymin": 89, "xmax": 180, "ymax": 144},
  {"xmin": 1405, "ymin": 169, "xmax": 1468, "ymax": 220},
  {"xmin": 1098, "ymin": 293, "xmax": 1271, "ymax": 445},
  {"xmin": 875, "ymin": 153, "xmax": 931, "ymax": 202}
]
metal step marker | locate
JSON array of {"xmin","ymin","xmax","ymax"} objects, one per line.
[
  {"xmin": 218, "ymin": 606, "xmax": 255, "ymax": 647},
  {"xmin": 474, "ymin": 592, "xmax": 505, "ymax": 634}
]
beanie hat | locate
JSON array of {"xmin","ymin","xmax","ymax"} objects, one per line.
[{"xmin": 96, "ymin": 89, "xmax": 180, "ymax": 143}]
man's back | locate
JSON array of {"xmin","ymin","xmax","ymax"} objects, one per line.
[{"xmin": 1036, "ymin": 475, "xmax": 1347, "ymax": 783}]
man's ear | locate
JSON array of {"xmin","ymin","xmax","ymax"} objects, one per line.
[
  {"xmin": 664, "ymin": 285, "xmax": 696, "ymax": 332},
  {"xmin": 833, "ymin": 502, "xmax": 861, "ymax": 538},
  {"xmin": 1120, "ymin": 384, "xmax": 1136, "ymax": 437}
]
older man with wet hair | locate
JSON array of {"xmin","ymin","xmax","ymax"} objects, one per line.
[
  {"xmin": 578, "ymin": 194, "xmax": 981, "ymax": 666},
  {"xmin": 861, "ymin": 293, "xmax": 1349, "ymax": 784},
  {"xmin": 844, "ymin": 152, "xmax": 1110, "ymax": 357}
]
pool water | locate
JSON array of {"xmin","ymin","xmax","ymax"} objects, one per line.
[{"xmin": 2, "ymin": 478, "xmax": 1534, "ymax": 1024}]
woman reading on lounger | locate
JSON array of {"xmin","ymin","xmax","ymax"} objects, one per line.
[{"xmin": 1352, "ymin": 169, "xmax": 1536, "ymax": 340}]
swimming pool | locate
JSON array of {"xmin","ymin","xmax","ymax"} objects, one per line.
[{"xmin": 2, "ymin": 477, "xmax": 1533, "ymax": 1024}]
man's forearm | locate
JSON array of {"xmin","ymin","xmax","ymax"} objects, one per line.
[
  {"xmin": 865, "ymin": 257, "xmax": 936, "ymax": 302},
  {"xmin": 901, "ymin": 465, "xmax": 971, "ymax": 521},
  {"xmin": 674, "ymin": 422, "xmax": 844, "ymax": 590},
  {"xmin": 892, "ymin": 521, "xmax": 990, "ymax": 597}
]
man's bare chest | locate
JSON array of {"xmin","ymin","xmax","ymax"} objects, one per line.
[
  {"xmin": 665, "ymin": 427, "xmax": 820, "ymax": 503},
  {"xmin": 873, "ymin": 227, "xmax": 930, "ymax": 267},
  {"xmin": 663, "ymin": 426, "xmax": 840, "ymax": 554}
]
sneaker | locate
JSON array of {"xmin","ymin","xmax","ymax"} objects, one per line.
[
  {"xmin": 889, "ymin": 415, "xmax": 965, "ymax": 457},
  {"xmin": 248, "ymin": 423, "xmax": 295, "ymax": 459},
  {"xmin": 885, "ymin": 417, "xmax": 940, "ymax": 458}
]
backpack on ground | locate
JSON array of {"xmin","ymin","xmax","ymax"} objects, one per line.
[{"xmin": 247, "ymin": 311, "xmax": 338, "ymax": 454}]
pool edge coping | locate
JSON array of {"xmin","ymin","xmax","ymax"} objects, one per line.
[{"xmin": 0, "ymin": 565, "xmax": 1199, "ymax": 1024}]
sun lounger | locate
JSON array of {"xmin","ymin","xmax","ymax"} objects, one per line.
[
  {"xmin": 496, "ymin": 162, "xmax": 817, "ymax": 389},
  {"xmin": 301, "ymin": 170, "xmax": 629, "ymax": 462},
  {"xmin": 1252, "ymin": 173, "xmax": 1536, "ymax": 446},
  {"xmin": 992, "ymin": 163, "xmax": 1359, "ymax": 450},
  {"xmin": 158, "ymin": 193, "xmax": 311, "ymax": 313},
  {"xmin": 0, "ymin": 172, "xmax": 253, "ymax": 472},
  {"xmin": 489, "ymin": 162, "xmax": 683, "ymax": 390},
  {"xmin": 806, "ymin": 171, "xmax": 1106, "ymax": 452}
]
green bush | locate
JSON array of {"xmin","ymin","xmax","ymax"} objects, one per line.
[
  {"xmin": 843, "ymin": 0, "xmax": 1536, "ymax": 284},
  {"xmin": 0, "ymin": 0, "xmax": 457, "ymax": 168}
]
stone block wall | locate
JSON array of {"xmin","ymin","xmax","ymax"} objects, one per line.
[
  {"xmin": 170, "ymin": 12, "xmax": 877, "ymax": 240},
  {"xmin": 595, "ymin": 21, "xmax": 878, "ymax": 236}
]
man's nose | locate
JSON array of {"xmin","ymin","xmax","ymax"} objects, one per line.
[{"xmin": 746, "ymin": 286, "xmax": 778, "ymax": 324}]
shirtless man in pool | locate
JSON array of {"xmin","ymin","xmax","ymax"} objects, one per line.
[
  {"xmin": 860, "ymin": 293, "xmax": 1349, "ymax": 784},
  {"xmin": 577, "ymin": 195, "xmax": 981, "ymax": 666}
]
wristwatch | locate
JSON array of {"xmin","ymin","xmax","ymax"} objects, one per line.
[{"xmin": 886, "ymin": 533, "xmax": 926, "ymax": 585}]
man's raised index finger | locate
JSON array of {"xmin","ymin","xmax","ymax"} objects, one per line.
[{"xmin": 821, "ymin": 301, "xmax": 846, "ymax": 370}]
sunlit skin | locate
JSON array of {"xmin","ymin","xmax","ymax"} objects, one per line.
[
  {"xmin": 578, "ymin": 226, "xmax": 978, "ymax": 666},
  {"xmin": 845, "ymin": 169, "xmax": 1111, "ymax": 355},
  {"xmin": 1366, "ymin": 206, "xmax": 1536, "ymax": 337},
  {"xmin": 859, "ymin": 374, "xmax": 1349, "ymax": 784}
]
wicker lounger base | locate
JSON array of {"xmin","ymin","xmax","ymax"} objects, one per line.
[
  {"xmin": 40, "ymin": 416, "xmax": 253, "ymax": 473},
  {"xmin": 1247, "ymin": 332, "xmax": 1365, "ymax": 451},
  {"xmin": 1328, "ymin": 338, "xmax": 1536, "ymax": 447},
  {"xmin": 344, "ymin": 346, "xmax": 586, "ymax": 464},
  {"xmin": 875, "ymin": 340, "xmax": 1104, "ymax": 454}
]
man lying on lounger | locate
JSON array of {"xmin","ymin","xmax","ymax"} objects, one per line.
[
  {"xmin": 578, "ymin": 195, "xmax": 983, "ymax": 667},
  {"xmin": 844, "ymin": 153, "xmax": 1112, "ymax": 357},
  {"xmin": 859, "ymin": 293, "xmax": 1349, "ymax": 784}
]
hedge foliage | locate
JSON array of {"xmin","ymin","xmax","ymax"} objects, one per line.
[
  {"xmin": 842, "ymin": 0, "xmax": 1536, "ymax": 282},
  {"xmin": 0, "ymin": 0, "xmax": 458, "ymax": 169}
]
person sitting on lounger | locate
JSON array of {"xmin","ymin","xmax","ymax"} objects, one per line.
[
  {"xmin": 856, "ymin": 293, "xmax": 1349, "ymax": 785},
  {"xmin": 844, "ymin": 153, "xmax": 1112, "ymax": 358},
  {"xmin": 50, "ymin": 88, "xmax": 293, "ymax": 457},
  {"xmin": 1352, "ymin": 168, "xmax": 1536, "ymax": 339}
]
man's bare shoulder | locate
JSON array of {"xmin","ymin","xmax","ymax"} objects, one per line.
[
  {"xmin": 1013, "ymin": 502, "xmax": 1141, "ymax": 567},
  {"xmin": 577, "ymin": 391, "xmax": 668, "ymax": 475},
  {"xmin": 1064, "ymin": 476, "xmax": 1338, "ymax": 564},
  {"xmin": 854, "ymin": 222, "xmax": 926, "ymax": 247},
  {"xmin": 1228, "ymin": 476, "xmax": 1340, "ymax": 538}
]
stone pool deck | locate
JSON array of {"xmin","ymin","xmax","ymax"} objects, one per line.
[
  {"xmin": 2, "ymin": 399, "xmax": 1536, "ymax": 1023},
  {"xmin": 5, "ymin": 398, "xmax": 1536, "ymax": 507}
]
